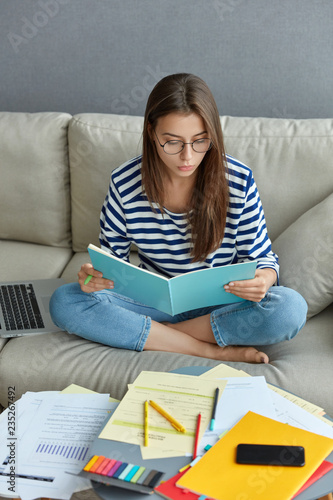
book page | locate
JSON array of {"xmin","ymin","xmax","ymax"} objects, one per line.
[
  {"xmin": 169, "ymin": 261, "xmax": 257, "ymax": 315},
  {"xmin": 88, "ymin": 244, "xmax": 172, "ymax": 313}
]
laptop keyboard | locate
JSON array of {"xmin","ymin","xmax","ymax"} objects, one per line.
[{"xmin": 0, "ymin": 284, "xmax": 45, "ymax": 331}]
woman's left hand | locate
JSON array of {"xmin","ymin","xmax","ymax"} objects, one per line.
[{"xmin": 224, "ymin": 268, "xmax": 277, "ymax": 302}]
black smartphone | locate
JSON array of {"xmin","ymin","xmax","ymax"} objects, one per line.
[{"xmin": 236, "ymin": 444, "xmax": 305, "ymax": 466}]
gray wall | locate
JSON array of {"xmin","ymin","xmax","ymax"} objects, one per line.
[{"xmin": 1, "ymin": 0, "xmax": 333, "ymax": 118}]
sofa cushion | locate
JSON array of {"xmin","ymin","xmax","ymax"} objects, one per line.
[
  {"xmin": 0, "ymin": 305, "xmax": 332, "ymax": 416},
  {"xmin": 221, "ymin": 116, "xmax": 333, "ymax": 241},
  {"xmin": 69, "ymin": 114, "xmax": 143, "ymax": 252},
  {"xmin": 0, "ymin": 241, "xmax": 73, "ymax": 281},
  {"xmin": 272, "ymin": 193, "xmax": 333, "ymax": 318},
  {"xmin": 0, "ymin": 112, "xmax": 72, "ymax": 248}
]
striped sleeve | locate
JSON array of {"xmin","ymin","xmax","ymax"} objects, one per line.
[
  {"xmin": 232, "ymin": 165, "xmax": 279, "ymax": 278},
  {"xmin": 99, "ymin": 168, "xmax": 132, "ymax": 261}
]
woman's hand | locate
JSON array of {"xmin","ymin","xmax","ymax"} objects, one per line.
[
  {"xmin": 78, "ymin": 263, "xmax": 114, "ymax": 293},
  {"xmin": 224, "ymin": 268, "xmax": 277, "ymax": 302}
]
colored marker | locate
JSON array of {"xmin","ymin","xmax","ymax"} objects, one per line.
[
  {"xmin": 210, "ymin": 387, "xmax": 219, "ymax": 431},
  {"xmin": 149, "ymin": 400, "xmax": 186, "ymax": 433},
  {"xmin": 193, "ymin": 413, "xmax": 201, "ymax": 460},
  {"xmin": 84, "ymin": 274, "xmax": 93, "ymax": 285}
]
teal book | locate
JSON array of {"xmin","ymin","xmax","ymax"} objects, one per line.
[{"xmin": 88, "ymin": 244, "xmax": 257, "ymax": 316}]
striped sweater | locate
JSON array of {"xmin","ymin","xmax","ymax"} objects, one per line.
[{"xmin": 99, "ymin": 155, "xmax": 279, "ymax": 278}]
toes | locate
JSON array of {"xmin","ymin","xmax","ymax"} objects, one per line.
[
  {"xmin": 255, "ymin": 350, "xmax": 269, "ymax": 364},
  {"xmin": 260, "ymin": 354, "xmax": 269, "ymax": 364},
  {"xmin": 217, "ymin": 346, "xmax": 269, "ymax": 364},
  {"xmin": 241, "ymin": 347, "xmax": 269, "ymax": 364}
]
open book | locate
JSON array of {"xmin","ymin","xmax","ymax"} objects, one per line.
[{"xmin": 88, "ymin": 244, "xmax": 257, "ymax": 316}]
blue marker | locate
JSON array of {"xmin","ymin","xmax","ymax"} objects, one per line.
[{"xmin": 209, "ymin": 387, "xmax": 219, "ymax": 431}]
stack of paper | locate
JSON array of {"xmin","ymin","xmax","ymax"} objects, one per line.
[
  {"xmin": 166, "ymin": 363, "xmax": 333, "ymax": 500},
  {"xmin": 176, "ymin": 411, "xmax": 333, "ymax": 500},
  {"xmin": 199, "ymin": 363, "xmax": 333, "ymax": 426},
  {"xmin": 0, "ymin": 388, "xmax": 118, "ymax": 500}
]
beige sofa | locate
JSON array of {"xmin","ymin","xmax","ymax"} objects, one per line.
[{"xmin": 0, "ymin": 112, "xmax": 332, "ymax": 416}]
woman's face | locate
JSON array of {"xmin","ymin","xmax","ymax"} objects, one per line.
[{"xmin": 151, "ymin": 112, "xmax": 209, "ymax": 181}]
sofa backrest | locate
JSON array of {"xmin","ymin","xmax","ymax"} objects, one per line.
[
  {"xmin": 0, "ymin": 112, "xmax": 72, "ymax": 248},
  {"xmin": 68, "ymin": 113, "xmax": 333, "ymax": 251},
  {"xmin": 221, "ymin": 116, "xmax": 333, "ymax": 240},
  {"xmin": 1, "ymin": 112, "xmax": 332, "ymax": 254},
  {"xmin": 69, "ymin": 114, "xmax": 144, "ymax": 252}
]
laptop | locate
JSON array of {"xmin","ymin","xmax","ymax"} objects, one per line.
[{"xmin": 0, "ymin": 279, "xmax": 65, "ymax": 338}]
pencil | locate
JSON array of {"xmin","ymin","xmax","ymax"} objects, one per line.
[
  {"xmin": 210, "ymin": 387, "xmax": 219, "ymax": 431},
  {"xmin": 149, "ymin": 400, "xmax": 186, "ymax": 433},
  {"xmin": 144, "ymin": 400, "xmax": 149, "ymax": 447},
  {"xmin": 193, "ymin": 413, "xmax": 201, "ymax": 459}
]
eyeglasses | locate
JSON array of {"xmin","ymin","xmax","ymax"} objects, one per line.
[{"xmin": 153, "ymin": 129, "xmax": 212, "ymax": 155}]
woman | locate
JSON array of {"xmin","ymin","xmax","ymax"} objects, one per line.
[{"xmin": 50, "ymin": 73, "xmax": 307, "ymax": 364}]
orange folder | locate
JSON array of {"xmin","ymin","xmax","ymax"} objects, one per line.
[{"xmin": 177, "ymin": 411, "xmax": 333, "ymax": 500}]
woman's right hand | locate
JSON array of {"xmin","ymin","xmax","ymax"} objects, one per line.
[{"xmin": 78, "ymin": 263, "xmax": 114, "ymax": 293}]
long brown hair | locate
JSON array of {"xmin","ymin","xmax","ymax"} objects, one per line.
[{"xmin": 142, "ymin": 73, "xmax": 229, "ymax": 262}]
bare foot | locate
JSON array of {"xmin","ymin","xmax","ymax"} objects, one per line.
[
  {"xmin": 145, "ymin": 321, "xmax": 269, "ymax": 364},
  {"xmin": 210, "ymin": 344, "xmax": 269, "ymax": 364},
  {"xmin": 160, "ymin": 321, "xmax": 269, "ymax": 364}
]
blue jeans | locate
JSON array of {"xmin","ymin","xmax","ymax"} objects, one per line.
[{"xmin": 49, "ymin": 284, "xmax": 307, "ymax": 351}]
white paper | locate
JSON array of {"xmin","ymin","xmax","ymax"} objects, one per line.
[
  {"xmin": 197, "ymin": 376, "xmax": 276, "ymax": 455},
  {"xmin": 0, "ymin": 392, "xmax": 117, "ymax": 500},
  {"xmin": 271, "ymin": 390, "xmax": 333, "ymax": 439},
  {"xmin": 12, "ymin": 393, "xmax": 114, "ymax": 472}
]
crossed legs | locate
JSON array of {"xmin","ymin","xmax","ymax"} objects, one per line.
[
  {"xmin": 145, "ymin": 287, "xmax": 308, "ymax": 364},
  {"xmin": 145, "ymin": 316, "xmax": 269, "ymax": 363}
]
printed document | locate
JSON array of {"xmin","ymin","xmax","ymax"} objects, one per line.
[{"xmin": 99, "ymin": 371, "xmax": 227, "ymax": 456}]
